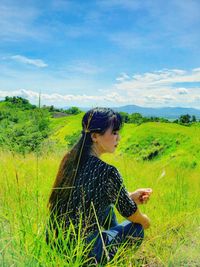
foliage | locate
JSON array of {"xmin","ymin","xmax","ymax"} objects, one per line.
[
  {"xmin": 119, "ymin": 112, "xmax": 129, "ymax": 123},
  {"xmin": 64, "ymin": 131, "xmax": 81, "ymax": 148},
  {"xmin": 65, "ymin": 106, "xmax": 82, "ymax": 115},
  {"xmin": 4, "ymin": 96, "xmax": 37, "ymax": 110},
  {"xmin": 129, "ymin": 112, "xmax": 144, "ymax": 124},
  {"xmin": 192, "ymin": 115, "xmax": 197, "ymax": 122},
  {"xmin": 174, "ymin": 114, "xmax": 198, "ymax": 125},
  {"xmin": 119, "ymin": 111, "xmax": 169, "ymax": 125},
  {"xmin": 0, "ymin": 98, "xmax": 50, "ymax": 154},
  {"xmin": 43, "ymin": 105, "xmax": 82, "ymax": 115},
  {"xmin": 179, "ymin": 114, "xmax": 191, "ymax": 124}
]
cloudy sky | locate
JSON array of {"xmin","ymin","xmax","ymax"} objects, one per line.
[{"xmin": 0, "ymin": 0, "xmax": 200, "ymax": 108}]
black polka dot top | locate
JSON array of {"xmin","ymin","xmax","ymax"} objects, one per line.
[{"xmin": 63, "ymin": 155, "xmax": 137, "ymax": 236}]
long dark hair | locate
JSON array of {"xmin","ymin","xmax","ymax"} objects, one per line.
[{"xmin": 48, "ymin": 107, "xmax": 123, "ymax": 216}]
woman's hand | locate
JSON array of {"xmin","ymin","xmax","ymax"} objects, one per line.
[{"xmin": 129, "ymin": 188, "xmax": 153, "ymax": 205}]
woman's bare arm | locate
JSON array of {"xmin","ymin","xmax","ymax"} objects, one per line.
[{"xmin": 127, "ymin": 208, "xmax": 150, "ymax": 229}]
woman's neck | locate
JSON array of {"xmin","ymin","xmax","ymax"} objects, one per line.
[{"xmin": 90, "ymin": 144, "xmax": 102, "ymax": 158}]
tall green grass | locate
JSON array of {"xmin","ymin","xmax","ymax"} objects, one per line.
[{"xmin": 0, "ymin": 148, "xmax": 199, "ymax": 266}]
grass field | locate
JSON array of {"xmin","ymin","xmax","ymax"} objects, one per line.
[{"xmin": 0, "ymin": 118, "xmax": 200, "ymax": 266}]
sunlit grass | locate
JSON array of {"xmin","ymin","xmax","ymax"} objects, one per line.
[
  {"xmin": 1, "ymin": 147, "xmax": 199, "ymax": 266},
  {"xmin": 49, "ymin": 113, "xmax": 83, "ymax": 147}
]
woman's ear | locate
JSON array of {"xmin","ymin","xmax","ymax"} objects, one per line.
[{"xmin": 91, "ymin": 132, "xmax": 98, "ymax": 143}]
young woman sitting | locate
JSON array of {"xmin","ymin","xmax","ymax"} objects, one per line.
[{"xmin": 47, "ymin": 107, "xmax": 152, "ymax": 264}]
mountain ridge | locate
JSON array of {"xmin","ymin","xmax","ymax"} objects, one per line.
[{"xmin": 62, "ymin": 104, "xmax": 200, "ymax": 119}]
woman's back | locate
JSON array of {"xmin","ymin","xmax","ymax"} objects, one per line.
[
  {"xmin": 64, "ymin": 155, "xmax": 137, "ymax": 237},
  {"xmin": 65, "ymin": 155, "xmax": 110, "ymax": 236}
]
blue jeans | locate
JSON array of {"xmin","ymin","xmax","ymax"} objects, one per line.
[{"xmin": 86, "ymin": 205, "xmax": 144, "ymax": 264}]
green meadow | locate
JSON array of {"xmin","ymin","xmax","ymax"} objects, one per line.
[{"xmin": 0, "ymin": 113, "xmax": 200, "ymax": 266}]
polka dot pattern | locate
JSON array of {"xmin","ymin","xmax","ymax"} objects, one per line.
[{"xmin": 64, "ymin": 155, "xmax": 137, "ymax": 236}]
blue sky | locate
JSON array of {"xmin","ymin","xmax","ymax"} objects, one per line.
[{"xmin": 0, "ymin": 0, "xmax": 200, "ymax": 108}]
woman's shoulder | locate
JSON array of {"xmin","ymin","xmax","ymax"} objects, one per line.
[
  {"xmin": 82, "ymin": 155, "xmax": 123, "ymax": 183},
  {"xmin": 88, "ymin": 155, "xmax": 118, "ymax": 173}
]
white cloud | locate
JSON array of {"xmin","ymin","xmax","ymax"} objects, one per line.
[
  {"xmin": 116, "ymin": 73, "xmax": 130, "ymax": 82},
  {"xmin": 0, "ymin": 89, "xmax": 124, "ymax": 105},
  {"xmin": 10, "ymin": 55, "xmax": 48, "ymax": 68},
  {"xmin": 103, "ymin": 92, "xmax": 127, "ymax": 103},
  {"xmin": 193, "ymin": 68, "xmax": 200, "ymax": 72},
  {"xmin": 1, "ymin": 68, "xmax": 200, "ymax": 108},
  {"xmin": 113, "ymin": 68, "xmax": 200, "ymax": 107},
  {"xmin": 115, "ymin": 68, "xmax": 200, "ymax": 91},
  {"xmin": 143, "ymin": 94, "xmax": 176, "ymax": 106},
  {"xmin": 0, "ymin": 89, "xmax": 39, "ymax": 99}
]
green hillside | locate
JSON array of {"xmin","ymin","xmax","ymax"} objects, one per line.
[
  {"xmin": 48, "ymin": 115, "xmax": 200, "ymax": 164},
  {"xmin": 0, "ymin": 98, "xmax": 82, "ymax": 153},
  {"xmin": 120, "ymin": 122, "xmax": 200, "ymax": 161},
  {"xmin": 1, "ymin": 97, "xmax": 199, "ymax": 160},
  {"xmin": 49, "ymin": 112, "xmax": 83, "ymax": 147}
]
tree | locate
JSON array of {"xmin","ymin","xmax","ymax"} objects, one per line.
[
  {"xmin": 49, "ymin": 105, "xmax": 55, "ymax": 112},
  {"xmin": 173, "ymin": 119, "xmax": 179, "ymax": 123},
  {"xmin": 119, "ymin": 112, "xmax": 129, "ymax": 123},
  {"xmin": 65, "ymin": 106, "xmax": 82, "ymax": 115},
  {"xmin": 129, "ymin": 113, "xmax": 143, "ymax": 124},
  {"xmin": 192, "ymin": 115, "xmax": 196, "ymax": 122},
  {"xmin": 5, "ymin": 96, "xmax": 11, "ymax": 102},
  {"xmin": 4, "ymin": 96, "xmax": 36, "ymax": 110},
  {"xmin": 179, "ymin": 114, "xmax": 191, "ymax": 124}
]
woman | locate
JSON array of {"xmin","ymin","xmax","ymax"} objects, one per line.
[{"xmin": 47, "ymin": 107, "xmax": 152, "ymax": 264}]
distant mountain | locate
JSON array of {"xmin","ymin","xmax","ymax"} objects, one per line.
[
  {"xmin": 113, "ymin": 105, "xmax": 200, "ymax": 119},
  {"xmin": 62, "ymin": 105, "xmax": 200, "ymax": 119}
]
